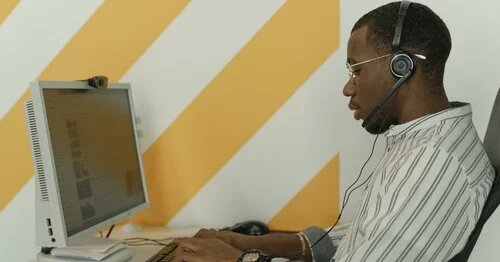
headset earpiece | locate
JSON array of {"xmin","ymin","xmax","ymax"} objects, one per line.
[{"xmin": 390, "ymin": 51, "xmax": 415, "ymax": 78}]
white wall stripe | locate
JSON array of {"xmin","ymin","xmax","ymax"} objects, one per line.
[
  {"xmin": 121, "ymin": 0, "xmax": 286, "ymax": 151},
  {"xmin": 0, "ymin": 177, "xmax": 36, "ymax": 261},
  {"xmin": 0, "ymin": 0, "xmax": 103, "ymax": 119},
  {"xmin": 168, "ymin": 50, "xmax": 378, "ymax": 228}
]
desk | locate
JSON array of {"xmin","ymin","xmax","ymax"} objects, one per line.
[
  {"xmin": 31, "ymin": 226, "xmax": 200, "ymax": 262},
  {"xmin": 113, "ymin": 226, "xmax": 200, "ymax": 261}
]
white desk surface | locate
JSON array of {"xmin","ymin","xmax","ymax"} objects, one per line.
[
  {"xmin": 31, "ymin": 226, "xmax": 201, "ymax": 262},
  {"xmin": 113, "ymin": 226, "xmax": 200, "ymax": 261}
]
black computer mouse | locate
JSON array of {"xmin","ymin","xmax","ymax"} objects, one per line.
[{"xmin": 223, "ymin": 220, "xmax": 270, "ymax": 236}]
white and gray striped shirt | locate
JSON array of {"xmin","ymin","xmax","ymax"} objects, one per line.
[{"xmin": 303, "ymin": 102, "xmax": 495, "ymax": 262}]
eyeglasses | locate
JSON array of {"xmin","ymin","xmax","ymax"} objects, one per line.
[
  {"xmin": 346, "ymin": 53, "xmax": 426, "ymax": 84},
  {"xmin": 346, "ymin": 54, "xmax": 392, "ymax": 83}
]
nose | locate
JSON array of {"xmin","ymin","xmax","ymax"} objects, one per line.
[{"xmin": 343, "ymin": 80, "xmax": 355, "ymax": 97}]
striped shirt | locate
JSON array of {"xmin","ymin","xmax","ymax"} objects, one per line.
[{"xmin": 302, "ymin": 102, "xmax": 495, "ymax": 262}]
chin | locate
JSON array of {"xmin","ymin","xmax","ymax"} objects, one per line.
[{"xmin": 364, "ymin": 119, "xmax": 392, "ymax": 135}]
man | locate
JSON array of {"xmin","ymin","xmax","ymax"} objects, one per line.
[{"xmin": 173, "ymin": 2, "xmax": 495, "ymax": 261}]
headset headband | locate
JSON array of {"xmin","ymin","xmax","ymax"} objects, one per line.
[{"xmin": 392, "ymin": 1, "xmax": 411, "ymax": 51}]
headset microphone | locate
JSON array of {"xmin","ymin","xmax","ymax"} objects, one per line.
[{"xmin": 362, "ymin": 70, "xmax": 411, "ymax": 128}]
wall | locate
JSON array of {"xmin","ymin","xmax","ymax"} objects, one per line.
[{"xmin": 0, "ymin": 0, "xmax": 498, "ymax": 261}]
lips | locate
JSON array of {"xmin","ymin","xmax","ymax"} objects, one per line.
[{"xmin": 348, "ymin": 103, "xmax": 360, "ymax": 111}]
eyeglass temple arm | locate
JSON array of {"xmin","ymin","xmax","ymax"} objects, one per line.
[{"xmin": 350, "ymin": 54, "xmax": 392, "ymax": 68}]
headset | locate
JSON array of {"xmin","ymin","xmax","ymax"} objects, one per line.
[{"xmin": 362, "ymin": 1, "xmax": 422, "ymax": 129}]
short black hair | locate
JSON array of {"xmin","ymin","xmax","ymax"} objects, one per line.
[{"xmin": 352, "ymin": 1, "xmax": 451, "ymax": 90}]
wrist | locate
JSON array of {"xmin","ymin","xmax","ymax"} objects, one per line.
[
  {"xmin": 227, "ymin": 251, "xmax": 244, "ymax": 262},
  {"xmin": 234, "ymin": 234, "xmax": 259, "ymax": 252},
  {"xmin": 243, "ymin": 233, "xmax": 302, "ymax": 260},
  {"xmin": 297, "ymin": 233, "xmax": 306, "ymax": 259}
]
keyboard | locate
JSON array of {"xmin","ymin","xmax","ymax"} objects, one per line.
[{"xmin": 146, "ymin": 242, "xmax": 178, "ymax": 262}]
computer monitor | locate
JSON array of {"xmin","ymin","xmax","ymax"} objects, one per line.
[{"xmin": 25, "ymin": 81, "xmax": 149, "ymax": 250}]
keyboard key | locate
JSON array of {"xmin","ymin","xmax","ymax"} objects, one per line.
[{"xmin": 146, "ymin": 242, "xmax": 178, "ymax": 262}]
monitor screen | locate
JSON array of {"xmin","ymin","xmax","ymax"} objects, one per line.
[{"xmin": 42, "ymin": 89, "xmax": 146, "ymax": 237}]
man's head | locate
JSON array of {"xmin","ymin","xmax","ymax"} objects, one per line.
[{"xmin": 344, "ymin": 1, "xmax": 452, "ymax": 134}]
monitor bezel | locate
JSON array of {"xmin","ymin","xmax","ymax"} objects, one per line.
[{"xmin": 30, "ymin": 80, "xmax": 149, "ymax": 247}]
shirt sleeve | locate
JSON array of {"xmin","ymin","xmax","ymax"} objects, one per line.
[
  {"xmin": 301, "ymin": 224, "xmax": 350, "ymax": 262},
  {"xmin": 334, "ymin": 146, "xmax": 473, "ymax": 262}
]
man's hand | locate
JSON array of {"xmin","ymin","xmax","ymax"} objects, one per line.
[
  {"xmin": 194, "ymin": 229, "xmax": 254, "ymax": 251},
  {"xmin": 173, "ymin": 237, "xmax": 243, "ymax": 262}
]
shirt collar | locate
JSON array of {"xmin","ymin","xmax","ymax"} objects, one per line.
[{"xmin": 385, "ymin": 101, "xmax": 472, "ymax": 137}]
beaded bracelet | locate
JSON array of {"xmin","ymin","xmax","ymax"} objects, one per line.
[{"xmin": 297, "ymin": 233, "xmax": 307, "ymax": 259}]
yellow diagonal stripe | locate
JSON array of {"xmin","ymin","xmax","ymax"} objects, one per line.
[
  {"xmin": 268, "ymin": 154, "xmax": 340, "ymax": 231},
  {"xmin": 0, "ymin": 0, "xmax": 190, "ymax": 211},
  {"xmin": 133, "ymin": 0, "xmax": 340, "ymax": 226},
  {"xmin": 0, "ymin": 0, "xmax": 19, "ymax": 25}
]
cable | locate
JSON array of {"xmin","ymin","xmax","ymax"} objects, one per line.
[
  {"xmin": 124, "ymin": 237, "xmax": 176, "ymax": 242},
  {"xmin": 123, "ymin": 237, "xmax": 177, "ymax": 246},
  {"xmin": 288, "ymin": 94, "xmax": 399, "ymax": 260},
  {"xmin": 105, "ymin": 224, "xmax": 115, "ymax": 238},
  {"xmin": 125, "ymin": 242, "xmax": 168, "ymax": 246},
  {"xmin": 308, "ymin": 113, "xmax": 389, "ymax": 249},
  {"xmin": 342, "ymin": 127, "xmax": 383, "ymax": 208}
]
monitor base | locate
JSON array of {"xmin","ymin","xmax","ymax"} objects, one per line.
[{"xmin": 37, "ymin": 244, "xmax": 133, "ymax": 262}]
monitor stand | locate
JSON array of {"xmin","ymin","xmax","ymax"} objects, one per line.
[{"xmin": 36, "ymin": 237, "xmax": 134, "ymax": 262}]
